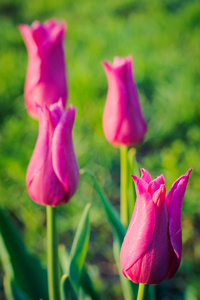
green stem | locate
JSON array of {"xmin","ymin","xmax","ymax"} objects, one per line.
[
  {"xmin": 128, "ymin": 147, "xmax": 137, "ymax": 222},
  {"xmin": 120, "ymin": 146, "xmax": 128, "ymax": 228},
  {"xmin": 47, "ymin": 206, "xmax": 60, "ymax": 300},
  {"xmin": 137, "ymin": 284, "xmax": 149, "ymax": 300}
]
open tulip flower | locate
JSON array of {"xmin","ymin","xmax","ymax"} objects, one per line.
[
  {"xmin": 26, "ymin": 101, "xmax": 79, "ymax": 206},
  {"xmin": 19, "ymin": 19, "xmax": 68, "ymax": 118},
  {"xmin": 120, "ymin": 168, "xmax": 192, "ymax": 285},
  {"xmin": 102, "ymin": 56, "xmax": 147, "ymax": 147}
]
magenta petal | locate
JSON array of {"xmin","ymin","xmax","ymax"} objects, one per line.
[
  {"xmin": 26, "ymin": 106, "xmax": 65, "ymax": 206},
  {"xmin": 166, "ymin": 169, "xmax": 192, "ymax": 259},
  {"xmin": 120, "ymin": 177, "xmax": 155, "ymax": 277},
  {"xmin": 148, "ymin": 174, "xmax": 165, "ymax": 195},
  {"xmin": 152, "ymin": 184, "xmax": 166, "ymax": 206},
  {"xmin": 131, "ymin": 175, "xmax": 149, "ymax": 196},
  {"xmin": 27, "ymin": 161, "xmax": 65, "ymax": 206},
  {"xmin": 141, "ymin": 168, "xmax": 152, "ymax": 183},
  {"xmin": 26, "ymin": 107, "xmax": 49, "ymax": 187},
  {"xmin": 113, "ymin": 55, "xmax": 132, "ymax": 68},
  {"xmin": 52, "ymin": 105, "xmax": 80, "ymax": 203},
  {"xmin": 18, "ymin": 24, "xmax": 36, "ymax": 52}
]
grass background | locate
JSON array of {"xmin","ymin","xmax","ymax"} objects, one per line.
[{"xmin": 0, "ymin": 0, "xmax": 200, "ymax": 299}]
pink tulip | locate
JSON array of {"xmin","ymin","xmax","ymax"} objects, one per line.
[
  {"xmin": 19, "ymin": 19, "xmax": 67, "ymax": 118},
  {"xmin": 26, "ymin": 101, "xmax": 79, "ymax": 206},
  {"xmin": 120, "ymin": 168, "xmax": 192, "ymax": 284},
  {"xmin": 102, "ymin": 56, "xmax": 147, "ymax": 147}
]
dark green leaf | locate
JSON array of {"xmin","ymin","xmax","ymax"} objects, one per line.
[
  {"xmin": 3, "ymin": 276, "xmax": 31, "ymax": 300},
  {"xmin": 60, "ymin": 274, "xmax": 78, "ymax": 300},
  {"xmin": 69, "ymin": 203, "xmax": 91, "ymax": 292},
  {"xmin": 59, "ymin": 245, "xmax": 101, "ymax": 300},
  {"xmin": 0, "ymin": 208, "xmax": 48, "ymax": 300},
  {"xmin": 80, "ymin": 169, "xmax": 125, "ymax": 244},
  {"xmin": 80, "ymin": 169, "xmax": 138, "ymax": 300}
]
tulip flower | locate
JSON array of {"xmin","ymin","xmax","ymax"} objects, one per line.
[
  {"xmin": 120, "ymin": 168, "xmax": 192, "ymax": 285},
  {"xmin": 19, "ymin": 19, "xmax": 67, "ymax": 118},
  {"xmin": 102, "ymin": 56, "xmax": 147, "ymax": 147},
  {"xmin": 26, "ymin": 101, "xmax": 79, "ymax": 206}
]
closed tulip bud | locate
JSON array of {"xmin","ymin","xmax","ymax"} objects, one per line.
[
  {"xmin": 102, "ymin": 56, "xmax": 147, "ymax": 147},
  {"xmin": 26, "ymin": 101, "xmax": 79, "ymax": 206},
  {"xmin": 120, "ymin": 168, "xmax": 192, "ymax": 285},
  {"xmin": 19, "ymin": 19, "xmax": 67, "ymax": 118}
]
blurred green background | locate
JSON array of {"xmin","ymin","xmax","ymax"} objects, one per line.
[{"xmin": 0, "ymin": 0, "xmax": 200, "ymax": 299}]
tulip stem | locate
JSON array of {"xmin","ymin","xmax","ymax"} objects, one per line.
[
  {"xmin": 47, "ymin": 206, "xmax": 60, "ymax": 300},
  {"xmin": 128, "ymin": 147, "xmax": 137, "ymax": 221},
  {"xmin": 120, "ymin": 145, "xmax": 128, "ymax": 228},
  {"xmin": 137, "ymin": 284, "xmax": 149, "ymax": 300}
]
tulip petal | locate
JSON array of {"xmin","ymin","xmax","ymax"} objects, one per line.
[
  {"xmin": 52, "ymin": 105, "xmax": 80, "ymax": 203},
  {"xmin": 113, "ymin": 55, "xmax": 132, "ymax": 68},
  {"xmin": 120, "ymin": 176, "xmax": 155, "ymax": 278},
  {"xmin": 26, "ymin": 107, "xmax": 49, "ymax": 187},
  {"xmin": 127, "ymin": 184, "xmax": 171, "ymax": 284},
  {"xmin": 152, "ymin": 183, "xmax": 166, "ymax": 207},
  {"xmin": 26, "ymin": 106, "xmax": 65, "ymax": 206},
  {"xmin": 148, "ymin": 174, "xmax": 165, "ymax": 196},
  {"xmin": 18, "ymin": 24, "xmax": 37, "ymax": 52},
  {"xmin": 48, "ymin": 99, "xmax": 64, "ymax": 128},
  {"xmin": 166, "ymin": 169, "xmax": 192, "ymax": 260},
  {"xmin": 32, "ymin": 23, "xmax": 49, "ymax": 46},
  {"xmin": 141, "ymin": 168, "xmax": 152, "ymax": 183}
]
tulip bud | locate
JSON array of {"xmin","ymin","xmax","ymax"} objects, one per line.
[
  {"xmin": 19, "ymin": 19, "xmax": 68, "ymax": 118},
  {"xmin": 26, "ymin": 101, "xmax": 79, "ymax": 206},
  {"xmin": 102, "ymin": 56, "xmax": 147, "ymax": 147},
  {"xmin": 120, "ymin": 168, "xmax": 192, "ymax": 285}
]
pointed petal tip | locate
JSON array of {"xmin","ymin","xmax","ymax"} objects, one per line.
[
  {"xmin": 186, "ymin": 168, "xmax": 192, "ymax": 177},
  {"xmin": 18, "ymin": 24, "xmax": 32, "ymax": 41},
  {"xmin": 141, "ymin": 168, "xmax": 147, "ymax": 175},
  {"xmin": 102, "ymin": 60, "xmax": 113, "ymax": 71},
  {"xmin": 18, "ymin": 23, "xmax": 26, "ymax": 32},
  {"xmin": 58, "ymin": 98, "xmax": 64, "ymax": 109},
  {"xmin": 152, "ymin": 183, "xmax": 166, "ymax": 206},
  {"xmin": 130, "ymin": 174, "xmax": 137, "ymax": 181},
  {"xmin": 60, "ymin": 104, "xmax": 76, "ymax": 129},
  {"xmin": 67, "ymin": 104, "xmax": 76, "ymax": 120},
  {"xmin": 61, "ymin": 20, "xmax": 67, "ymax": 33},
  {"xmin": 68, "ymin": 103, "xmax": 76, "ymax": 112},
  {"xmin": 141, "ymin": 168, "xmax": 152, "ymax": 183}
]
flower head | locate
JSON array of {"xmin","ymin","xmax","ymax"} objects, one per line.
[
  {"xmin": 102, "ymin": 56, "xmax": 147, "ymax": 147},
  {"xmin": 120, "ymin": 168, "xmax": 192, "ymax": 284},
  {"xmin": 19, "ymin": 19, "xmax": 68, "ymax": 118},
  {"xmin": 26, "ymin": 101, "xmax": 79, "ymax": 206}
]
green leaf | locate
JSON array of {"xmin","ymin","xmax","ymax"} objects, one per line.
[
  {"xmin": 59, "ymin": 245, "xmax": 101, "ymax": 300},
  {"xmin": 80, "ymin": 169, "xmax": 125, "ymax": 244},
  {"xmin": 80, "ymin": 169, "xmax": 138, "ymax": 300},
  {"xmin": 0, "ymin": 208, "xmax": 48, "ymax": 300},
  {"xmin": 60, "ymin": 274, "xmax": 78, "ymax": 300},
  {"xmin": 69, "ymin": 203, "xmax": 91, "ymax": 292},
  {"xmin": 4, "ymin": 276, "xmax": 31, "ymax": 300}
]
